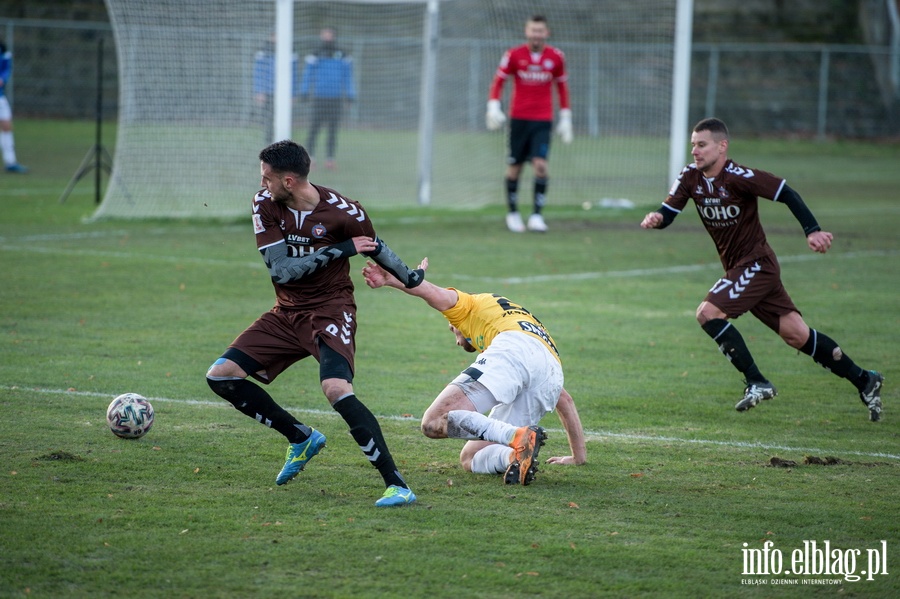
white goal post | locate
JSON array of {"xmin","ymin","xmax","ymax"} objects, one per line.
[{"xmin": 94, "ymin": 0, "xmax": 687, "ymax": 219}]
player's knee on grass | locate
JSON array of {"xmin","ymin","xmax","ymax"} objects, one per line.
[
  {"xmin": 459, "ymin": 451, "xmax": 475, "ymax": 472},
  {"xmin": 420, "ymin": 412, "xmax": 445, "ymax": 439}
]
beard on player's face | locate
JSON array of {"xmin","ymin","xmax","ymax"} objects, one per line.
[
  {"xmin": 265, "ymin": 177, "xmax": 294, "ymax": 204},
  {"xmin": 270, "ymin": 187, "xmax": 291, "ymax": 203}
]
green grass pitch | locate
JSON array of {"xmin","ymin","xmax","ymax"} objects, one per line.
[{"xmin": 1, "ymin": 119, "xmax": 898, "ymax": 598}]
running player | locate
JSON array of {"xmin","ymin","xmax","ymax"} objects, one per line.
[
  {"xmin": 486, "ymin": 14, "xmax": 572, "ymax": 233},
  {"xmin": 640, "ymin": 117, "xmax": 883, "ymax": 421},
  {"xmin": 362, "ymin": 257, "xmax": 586, "ymax": 486},
  {"xmin": 206, "ymin": 140, "xmax": 423, "ymax": 506}
]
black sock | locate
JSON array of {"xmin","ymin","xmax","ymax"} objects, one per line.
[
  {"xmin": 333, "ymin": 394, "xmax": 407, "ymax": 489},
  {"xmin": 534, "ymin": 177, "xmax": 547, "ymax": 214},
  {"xmin": 799, "ymin": 329, "xmax": 865, "ymax": 390},
  {"xmin": 701, "ymin": 319, "xmax": 767, "ymax": 383},
  {"xmin": 207, "ymin": 378, "xmax": 311, "ymax": 443},
  {"xmin": 506, "ymin": 178, "xmax": 518, "ymax": 212}
]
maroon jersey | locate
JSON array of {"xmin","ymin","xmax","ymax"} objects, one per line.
[
  {"xmin": 664, "ymin": 160, "xmax": 786, "ymax": 270},
  {"xmin": 251, "ymin": 184, "xmax": 374, "ymax": 309},
  {"xmin": 489, "ymin": 44, "xmax": 569, "ymax": 121}
]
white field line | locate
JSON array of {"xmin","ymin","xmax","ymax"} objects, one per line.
[
  {"xmin": 0, "ymin": 239, "xmax": 262, "ymax": 269},
  {"xmin": 452, "ymin": 249, "xmax": 899, "ymax": 284},
  {"xmin": 0, "ymin": 231, "xmax": 895, "ymax": 284},
  {"xmin": 4, "ymin": 385, "xmax": 898, "ymax": 461}
]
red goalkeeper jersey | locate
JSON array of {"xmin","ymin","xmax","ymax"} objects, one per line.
[{"xmin": 489, "ymin": 43, "xmax": 569, "ymax": 121}]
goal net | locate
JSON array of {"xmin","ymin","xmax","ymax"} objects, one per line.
[{"xmin": 95, "ymin": 0, "xmax": 677, "ymax": 219}]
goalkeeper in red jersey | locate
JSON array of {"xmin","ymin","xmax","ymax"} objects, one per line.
[{"xmin": 487, "ymin": 14, "xmax": 572, "ymax": 233}]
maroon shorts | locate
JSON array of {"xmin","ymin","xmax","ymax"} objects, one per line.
[
  {"xmin": 704, "ymin": 255, "xmax": 799, "ymax": 332},
  {"xmin": 228, "ymin": 303, "xmax": 357, "ymax": 384}
]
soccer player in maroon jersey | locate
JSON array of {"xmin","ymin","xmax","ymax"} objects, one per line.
[
  {"xmin": 487, "ymin": 14, "xmax": 572, "ymax": 233},
  {"xmin": 206, "ymin": 140, "xmax": 424, "ymax": 506},
  {"xmin": 640, "ymin": 118, "xmax": 883, "ymax": 421}
]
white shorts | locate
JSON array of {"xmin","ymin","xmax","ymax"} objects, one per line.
[
  {"xmin": 0, "ymin": 96, "xmax": 11, "ymax": 121},
  {"xmin": 451, "ymin": 331, "xmax": 563, "ymax": 427}
]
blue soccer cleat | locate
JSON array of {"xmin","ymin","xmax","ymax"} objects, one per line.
[
  {"xmin": 275, "ymin": 429, "xmax": 326, "ymax": 485},
  {"xmin": 375, "ymin": 485, "xmax": 417, "ymax": 507},
  {"xmin": 5, "ymin": 163, "xmax": 28, "ymax": 174}
]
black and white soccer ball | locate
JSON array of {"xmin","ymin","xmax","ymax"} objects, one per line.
[{"xmin": 106, "ymin": 393, "xmax": 154, "ymax": 439}]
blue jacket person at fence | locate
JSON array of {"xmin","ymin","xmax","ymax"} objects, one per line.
[{"xmin": 300, "ymin": 28, "xmax": 356, "ymax": 170}]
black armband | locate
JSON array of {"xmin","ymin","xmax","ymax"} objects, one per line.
[
  {"xmin": 364, "ymin": 237, "xmax": 424, "ymax": 288},
  {"xmin": 777, "ymin": 184, "xmax": 821, "ymax": 236},
  {"xmin": 655, "ymin": 204, "xmax": 679, "ymax": 229}
]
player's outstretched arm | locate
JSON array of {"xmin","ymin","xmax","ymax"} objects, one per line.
[
  {"xmin": 363, "ymin": 237, "xmax": 424, "ymax": 288},
  {"xmin": 545, "ymin": 388, "xmax": 586, "ymax": 466},
  {"xmin": 362, "ymin": 258, "xmax": 458, "ymax": 312}
]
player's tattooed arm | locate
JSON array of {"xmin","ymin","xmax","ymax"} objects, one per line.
[
  {"xmin": 363, "ymin": 237, "xmax": 425, "ymax": 288},
  {"xmin": 260, "ymin": 238, "xmax": 357, "ymax": 284}
]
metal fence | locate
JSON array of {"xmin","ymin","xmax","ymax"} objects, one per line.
[
  {"xmin": 692, "ymin": 42, "xmax": 900, "ymax": 139},
  {"xmin": 3, "ymin": 18, "xmax": 898, "ymax": 138}
]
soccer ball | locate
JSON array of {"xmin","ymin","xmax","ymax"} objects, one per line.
[{"xmin": 106, "ymin": 393, "xmax": 154, "ymax": 439}]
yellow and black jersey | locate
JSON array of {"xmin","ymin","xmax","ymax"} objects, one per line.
[{"xmin": 441, "ymin": 289, "xmax": 560, "ymax": 362}]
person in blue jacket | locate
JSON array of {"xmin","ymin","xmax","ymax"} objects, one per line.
[
  {"xmin": 300, "ymin": 28, "xmax": 356, "ymax": 170},
  {"xmin": 252, "ymin": 34, "xmax": 299, "ymax": 143},
  {"xmin": 0, "ymin": 41, "xmax": 27, "ymax": 173}
]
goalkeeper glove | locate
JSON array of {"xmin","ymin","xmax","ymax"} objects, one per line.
[
  {"xmin": 485, "ymin": 100, "xmax": 506, "ymax": 131},
  {"xmin": 556, "ymin": 109, "xmax": 573, "ymax": 144}
]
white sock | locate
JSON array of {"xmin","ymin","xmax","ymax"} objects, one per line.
[
  {"xmin": 446, "ymin": 410, "xmax": 518, "ymax": 444},
  {"xmin": 470, "ymin": 444, "xmax": 514, "ymax": 474},
  {"xmin": 0, "ymin": 131, "xmax": 16, "ymax": 165}
]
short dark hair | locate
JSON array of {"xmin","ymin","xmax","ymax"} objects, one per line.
[
  {"xmin": 259, "ymin": 140, "xmax": 311, "ymax": 178},
  {"xmin": 694, "ymin": 117, "xmax": 729, "ymax": 140},
  {"xmin": 529, "ymin": 15, "xmax": 548, "ymax": 25}
]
